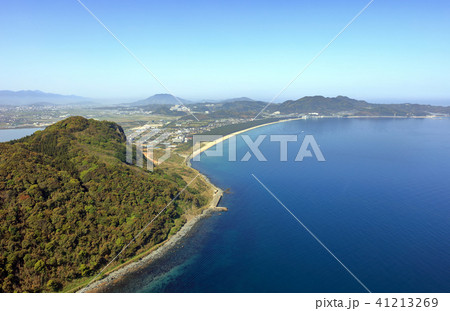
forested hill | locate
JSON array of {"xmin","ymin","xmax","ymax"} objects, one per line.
[
  {"xmin": 0, "ymin": 117, "xmax": 207, "ymax": 292},
  {"xmin": 188, "ymin": 96, "xmax": 450, "ymax": 118},
  {"xmin": 274, "ymin": 96, "xmax": 450, "ymax": 116}
]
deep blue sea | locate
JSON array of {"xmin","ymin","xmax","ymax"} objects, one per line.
[{"xmin": 108, "ymin": 118, "xmax": 450, "ymax": 293}]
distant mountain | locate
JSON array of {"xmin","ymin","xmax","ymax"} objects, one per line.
[
  {"xmin": 127, "ymin": 94, "xmax": 192, "ymax": 106},
  {"xmin": 191, "ymin": 95, "xmax": 450, "ymax": 118},
  {"xmin": 0, "ymin": 90, "xmax": 89, "ymax": 106},
  {"xmin": 275, "ymin": 95, "xmax": 371, "ymax": 114},
  {"xmin": 191, "ymin": 98, "xmax": 266, "ymax": 118},
  {"xmin": 193, "ymin": 97, "xmax": 254, "ymax": 104},
  {"xmin": 272, "ymin": 96, "xmax": 450, "ymax": 116},
  {"xmin": 219, "ymin": 97, "xmax": 255, "ymax": 103}
]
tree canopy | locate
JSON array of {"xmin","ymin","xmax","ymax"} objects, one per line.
[{"xmin": 0, "ymin": 117, "xmax": 206, "ymax": 292}]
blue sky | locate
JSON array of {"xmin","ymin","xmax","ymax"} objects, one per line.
[{"xmin": 1, "ymin": 0, "xmax": 449, "ymax": 104}]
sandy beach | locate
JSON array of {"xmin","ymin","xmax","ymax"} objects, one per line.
[{"xmin": 189, "ymin": 117, "xmax": 301, "ymax": 162}]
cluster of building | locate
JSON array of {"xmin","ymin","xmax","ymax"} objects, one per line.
[
  {"xmin": 126, "ymin": 117, "xmax": 252, "ymax": 152},
  {"xmin": 169, "ymin": 105, "xmax": 191, "ymax": 112}
]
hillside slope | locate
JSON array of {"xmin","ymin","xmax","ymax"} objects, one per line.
[{"xmin": 0, "ymin": 117, "xmax": 207, "ymax": 292}]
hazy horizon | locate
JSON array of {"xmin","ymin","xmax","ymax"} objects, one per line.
[{"xmin": 1, "ymin": 89, "xmax": 450, "ymax": 107}]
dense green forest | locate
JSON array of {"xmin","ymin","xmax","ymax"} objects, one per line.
[{"xmin": 0, "ymin": 117, "xmax": 208, "ymax": 292}]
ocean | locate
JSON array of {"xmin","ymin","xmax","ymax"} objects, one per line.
[
  {"xmin": 95, "ymin": 119, "xmax": 450, "ymax": 292},
  {"xmin": 0, "ymin": 127, "xmax": 44, "ymax": 142}
]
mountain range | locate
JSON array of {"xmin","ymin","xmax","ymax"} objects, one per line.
[
  {"xmin": 1, "ymin": 90, "xmax": 449, "ymax": 117},
  {"xmin": 122, "ymin": 94, "xmax": 449, "ymax": 117},
  {"xmin": 0, "ymin": 90, "xmax": 90, "ymax": 106},
  {"xmin": 123, "ymin": 94, "xmax": 257, "ymax": 106},
  {"xmin": 271, "ymin": 96, "xmax": 450, "ymax": 117},
  {"xmin": 186, "ymin": 95, "xmax": 450, "ymax": 118}
]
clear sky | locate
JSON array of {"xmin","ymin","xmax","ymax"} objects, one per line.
[{"xmin": 1, "ymin": 0, "xmax": 449, "ymax": 104}]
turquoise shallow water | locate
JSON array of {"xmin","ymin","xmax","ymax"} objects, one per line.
[{"xmin": 106, "ymin": 118, "xmax": 450, "ymax": 293}]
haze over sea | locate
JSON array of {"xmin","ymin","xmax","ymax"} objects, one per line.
[{"xmin": 100, "ymin": 119, "xmax": 450, "ymax": 292}]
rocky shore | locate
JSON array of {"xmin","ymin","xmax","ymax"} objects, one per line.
[{"xmin": 78, "ymin": 176, "xmax": 224, "ymax": 293}]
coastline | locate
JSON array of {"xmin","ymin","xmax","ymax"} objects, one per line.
[
  {"xmin": 67, "ymin": 116, "xmax": 448, "ymax": 292},
  {"xmin": 188, "ymin": 117, "xmax": 302, "ymax": 163},
  {"xmin": 188, "ymin": 115, "xmax": 449, "ymax": 163},
  {"xmin": 77, "ymin": 173, "xmax": 224, "ymax": 293},
  {"xmin": 0, "ymin": 126, "xmax": 47, "ymax": 130},
  {"xmin": 78, "ymin": 117, "xmax": 296, "ymax": 293}
]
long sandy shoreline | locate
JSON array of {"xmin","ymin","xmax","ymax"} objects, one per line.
[
  {"xmin": 78, "ymin": 118, "xmax": 297, "ymax": 293},
  {"xmin": 187, "ymin": 115, "xmax": 449, "ymax": 163},
  {"xmin": 188, "ymin": 117, "xmax": 301, "ymax": 163}
]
